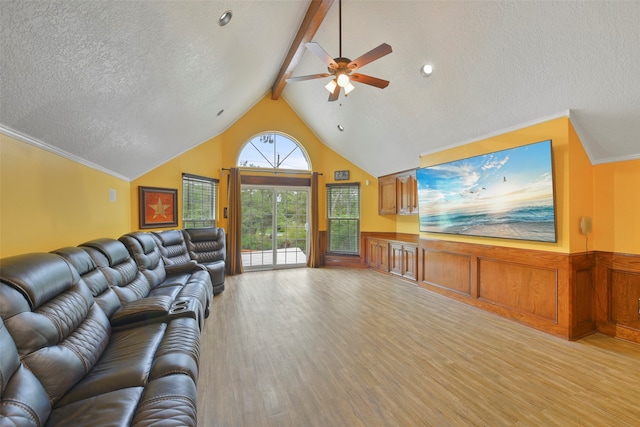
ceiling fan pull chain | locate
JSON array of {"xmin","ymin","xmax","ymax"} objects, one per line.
[{"xmin": 339, "ymin": 0, "xmax": 342, "ymax": 58}]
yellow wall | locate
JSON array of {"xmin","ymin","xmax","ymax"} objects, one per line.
[
  {"xmin": 133, "ymin": 95, "xmax": 394, "ymax": 234},
  {"xmin": 567, "ymin": 121, "xmax": 594, "ymax": 253},
  {"xmin": 130, "ymin": 135, "xmax": 224, "ymax": 230},
  {"xmin": 593, "ymin": 159, "xmax": 640, "ymax": 254},
  {"xmin": 0, "ymin": 133, "xmax": 131, "ymax": 257},
  {"xmin": 418, "ymin": 117, "xmax": 571, "ymax": 252},
  {"xmin": 395, "ymin": 214, "xmax": 419, "ymax": 235},
  {"xmin": 218, "ymin": 95, "xmax": 394, "ymax": 233},
  {"xmin": 3, "ymin": 104, "xmax": 638, "ymax": 257},
  {"xmin": 416, "ymin": 117, "xmax": 640, "ymax": 255}
]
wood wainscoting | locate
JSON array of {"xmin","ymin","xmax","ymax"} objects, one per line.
[
  {"xmin": 319, "ymin": 231, "xmax": 418, "ymax": 269},
  {"xmin": 595, "ymin": 252, "xmax": 640, "ymax": 344},
  {"xmin": 418, "ymin": 239, "xmax": 580, "ymax": 339},
  {"xmin": 416, "ymin": 240, "xmax": 640, "ymax": 343},
  {"xmin": 323, "ymin": 232, "xmax": 640, "ymax": 344}
]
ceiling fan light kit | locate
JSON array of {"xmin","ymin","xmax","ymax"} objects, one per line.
[
  {"xmin": 287, "ymin": 0, "xmax": 392, "ymax": 102},
  {"xmin": 325, "ymin": 80, "xmax": 338, "ymax": 93}
]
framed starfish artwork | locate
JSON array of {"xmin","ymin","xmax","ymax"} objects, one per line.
[{"xmin": 138, "ymin": 186, "xmax": 178, "ymax": 229}]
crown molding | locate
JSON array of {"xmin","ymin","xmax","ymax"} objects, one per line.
[
  {"xmin": 419, "ymin": 111, "xmax": 571, "ymax": 158},
  {"xmin": 0, "ymin": 125, "xmax": 130, "ymax": 182}
]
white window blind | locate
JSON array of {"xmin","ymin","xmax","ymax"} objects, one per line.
[
  {"xmin": 182, "ymin": 173, "xmax": 218, "ymax": 229},
  {"xmin": 326, "ymin": 183, "xmax": 360, "ymax": 255}
]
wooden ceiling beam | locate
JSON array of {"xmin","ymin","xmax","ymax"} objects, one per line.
[{"xmin": 271, "ymin": 0, "xmax": 334, "ymax": 100}]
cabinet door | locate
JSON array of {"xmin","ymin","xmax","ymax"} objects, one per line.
[
  {"xmin": 389, "ymin": 243, "xmax": 404, "ymax": 276},
  {"xmin": 367, "ymin": 238, "xmax": 379, "ymax": 268},
  {"xmin": 409, "ymin": 173, "xmax": 418, "ymax": 214},
  {"xmin": 378, "ymin": 241, "xmax": 390, "ymax": 272},
  {"xmin": 397, "ymin": 172, "xmax": 418, "ymax": 215},
  {"xmin": 378, "ymin": 175, "xmax": 397, "ymax": 215},
  {"xmin": 402, "ymin": 245, "xmax": 418, "ymax": 281},
  {"xmin": 396, "ymin": 175, "xmax": 411, "ymax": 215}
]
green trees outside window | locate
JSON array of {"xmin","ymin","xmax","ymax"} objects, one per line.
[
  {"xmin": 327, "ymin": 183, "xmax": 360, "ymax": 255},
  {"xmin": 241, "ymin": 188, "xmax": 308, "ymax": 252}
]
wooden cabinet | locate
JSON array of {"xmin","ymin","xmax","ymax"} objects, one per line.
[
  {"xmin": 378, "ymin": 169, "xmax": 418, "ymax": 215},
  {"xmin": 367, "ymin": 236, "xmax": 417, "ymax": 282},
  {"xmin": 396, "ymin": 172, "xmax": 418, "ymax": 215},
  {"xmin": 367, "ymin": 238, "xmax": 389, "ymax": 272},
  {"xmin": 403, "ymin": 244, "xmax": 418, "ymax": 281},
  {"xmin": 389, "ymin": 242, "xmax": 418, "ymax": 280},
  {"xmin": 378, "ymin": 175, "xmax": 397, "ymax": 215}
]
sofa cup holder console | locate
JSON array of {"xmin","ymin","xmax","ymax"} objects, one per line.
[{"xmin": 170, "ymin": 300, "xmax": 190, "ymax": 313}]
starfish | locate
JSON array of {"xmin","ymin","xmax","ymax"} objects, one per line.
[{"xmin": 149, "ymin": 197, "xmax": 170, "ymax": 219}]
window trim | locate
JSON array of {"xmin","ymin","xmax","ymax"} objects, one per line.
[
  {"xmin": 237, "ymin": 131, "xmax": 312, "ymax": 172},
  {"xmin": 326, "ymin": 183, "xmax": 361, "ymax": 256}
]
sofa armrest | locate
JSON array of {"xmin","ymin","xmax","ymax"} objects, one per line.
[
  {"xmin": 110, "ymin": 295, "xmax": 174, "ymax": 328},
  {"xmin": 164, "ymin": 260, "xmax": 201, "ymax": 276}
]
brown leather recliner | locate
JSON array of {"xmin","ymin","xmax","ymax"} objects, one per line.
[
  {"xmin": 0, "ymin": 252, "xmax": 199, "ymax": 426},
  {"xmin": 183, "ymin": 227, "xmax": 226, "ymax": 295},
  {"xmin": 80, "ymin": 236, "xmax": 209, "ymax": 326},
  {"xmin": 119, "ymin": 232, "xmax": 212, "ymax": 319},
  {"xmin": 0, "ymin": 316, "xmax": 51, "ymax": 425},
  {"xmin": 151, "ymin": 229, "xmax": 215, "ymax": 308}
]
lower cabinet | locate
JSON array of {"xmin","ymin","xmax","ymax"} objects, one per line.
[
  {"xmin": 367, "ymin": 237, "xmax": 417, "ymax": 282},
  {"xmin": 368, "ymin": 238, "xmax": 389, "ymax": 272},
  {"xmin": 390, "ymin": 242, "xmax": 418, "ymax": 281}
]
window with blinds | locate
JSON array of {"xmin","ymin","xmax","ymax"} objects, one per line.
[
  {"xmin": 326, "ymin": 183, "xmax": 360, "ymax": 255},
  {"xmin": 182, "ymin": 173, "xmax": 218, "ymax": 229}
]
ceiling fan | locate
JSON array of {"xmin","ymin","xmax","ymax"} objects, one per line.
[{"xmin": 287, "ymin": 0, "xmax": 392, "ymax": 102}]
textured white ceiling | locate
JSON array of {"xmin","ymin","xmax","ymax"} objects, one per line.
[{"xmin": 2, "ymin": 1, "xmax": 639, "ymax": 180}]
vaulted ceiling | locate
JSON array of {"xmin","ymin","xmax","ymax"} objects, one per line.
[{"xmin": 2, "ymin": 1, "xmax": 639, "ymax": 181}]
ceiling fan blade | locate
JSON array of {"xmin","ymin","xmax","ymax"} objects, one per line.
[
  {"xmin": 350, "ymin": 73, "xmax": 390, "ymax": 89},
  {"xmin": 328, "ymin": 83, "xmax": 340, "ymax": 102},
  {"xmin": 287, "ymin": 73, "xmax": 331, "ymax": 83},
  {"xmin": 348, "ymin": 43, "xmax": 392, "ymax": 71},
  {"xmin": 305, "ymin": 42, "xmax": 339, "ymax": 69}
]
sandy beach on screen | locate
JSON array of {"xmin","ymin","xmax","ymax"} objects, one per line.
[{"xmin": 426, "ymin": 221, "xmax": 556, "ymax": 242}]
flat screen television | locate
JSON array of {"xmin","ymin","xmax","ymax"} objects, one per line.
[{"xmin": 416, "ymin": 139, "xmax": 557, "ymax": 242}]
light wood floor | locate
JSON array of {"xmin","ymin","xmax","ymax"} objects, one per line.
[{"xmin": 197, "ymin": 268, "xmax": 640, "ymax": 427}]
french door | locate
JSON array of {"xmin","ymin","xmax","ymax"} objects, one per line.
[{"xmin": 240, "ymin": 186, "xmax": 309, "ymax": 270}]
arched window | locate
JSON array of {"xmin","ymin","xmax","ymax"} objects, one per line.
[{"xmin": 237, "ymin": 132, "xmax": 311, "ymax": 171}]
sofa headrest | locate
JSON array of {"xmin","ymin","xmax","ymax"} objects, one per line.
[
  {"xmin": 81, "ymin": 238, "xmax": 130, "ymax": 266},
  {"xmin": 0, "ymin": 253, "xmax": 78, "ymax": 310},
  {"xmin": 185, "ymin": 227, "xmax": 224, "ymax": 242},
  {"xmin": 153, "ymin": 230, "xmax": 184, "ymax": 246},
  {"xmin": 121, "ymin": 232, "xmax": 156, "ymax": 254},
  {"xmin": 51, "ymin": 247, "xmax": 95, "ymax": 276},
  {"xmin": 52, "ymin": 247, "xmax": 113, "ymax": 299}
]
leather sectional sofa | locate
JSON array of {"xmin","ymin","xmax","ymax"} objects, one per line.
[{"xmin": 0, "ymin": 227, "xmax": 226, "ymax": 426}]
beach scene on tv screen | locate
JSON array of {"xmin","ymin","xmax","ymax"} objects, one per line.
[{"xmin": 417, "ymin": 140, "xmax": 556, "ymax": 242}]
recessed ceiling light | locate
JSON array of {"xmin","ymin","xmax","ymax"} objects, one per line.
[
  {"xmin": 218, "ymin": 10, "xmax": 232, "ymax": 26},
  {"xmin": 420, "ymin": 64, "xmax": 433, "ymax": 77},
  {"xmin": 337, "ymin": 125, "xmax": 344, "ymax": 131},
  {"xmin": 217, "ymin": 109, "xmax": 224, "ymax": 116}
]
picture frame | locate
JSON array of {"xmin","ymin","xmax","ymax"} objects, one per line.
[
  {"xmin": 334, "ymin": 170, "xmax": 350, "ymax": 181},
  {"xmin": 416, "ymin": 140, "xmax": 557, "ymax": 243},
  {"xmin": 138, "ymin": 186, "xmax": 178, "ymax": 229}
]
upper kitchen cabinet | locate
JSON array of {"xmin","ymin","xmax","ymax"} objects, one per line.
[{"xmin": 378, "ymin": 169, "xmax": 418, "ymax": 215}]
